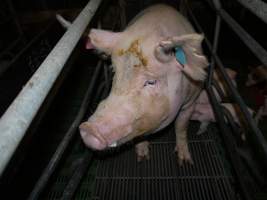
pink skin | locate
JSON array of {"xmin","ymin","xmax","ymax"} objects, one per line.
[
  {"xmin": 79, "ymin": 4, "xmax": 208, "ymax": 152},
  {"xmin": 191, "ymin": 103, "xmax": 254, "ymax": 125},
  {"xmin": 192, "ymin": 68, "xmax": 239, "ymax": 135}
]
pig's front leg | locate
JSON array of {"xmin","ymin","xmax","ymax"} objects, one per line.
[
  {"xmin": 175, "ymin": 105, "xmax": 195, "ymax": 165},
  {"xmin": 135, "ymin": 141, "xmax": 150, "ymax": 162}
]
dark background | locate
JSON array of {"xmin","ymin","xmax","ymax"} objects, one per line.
[{"xmin": 0, "ymin": 0, "xmax": 266, "ymax": 199}]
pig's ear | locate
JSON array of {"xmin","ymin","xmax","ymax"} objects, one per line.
[
  {"xmin": 87, "ymin": 29, "xmax": 122, "ymax": 54},
  {"xmin": 155, "ymin": 34, "xmax": 208, "ymax": 81}
]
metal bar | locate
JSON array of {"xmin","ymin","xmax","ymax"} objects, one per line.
[
  {"xmin": 206, "ymin": 87, "xmax": 251, "ymax": 200},
  {"xmin": 60, "ymin": 75, "xmax": 109, "ymax": 200},
  {"xmin": 0, "ymin": 22, "xmax": 53, "ymax": 77},
  {"xmin": 217, "ymin": 8, "xmax": 267, "ymax": 67},
  {"xmin": 207, "ymin": 14, "xmax": 221, "ymax": 86},
  {"xmin": 221, "ymin": 106, "xmax": 244, "ymax": 143},
  {"xmin": 0, "ymin": 0, "xmax": 102, "ymax": 176},
  {"xmin": 27, "ymin": 61, "xmax": 102, "ymax": 200},
  {"xmin": 5, "ymin": 0, "xmax": 23, "ymax": 36},
  {"xmin": 188, "ymin": 5, "xmax": 267, "ymax": 167},
  {"xmin": 212, "ymin": 79, "xmax": 226, "ymax": 101},
  {"xmin": 60, "ymin": 151, "xmax": 93, "ymax": 200},
  {"xmin": 236, "ymin": 0, "xmax": 267, "ymax": 24}
]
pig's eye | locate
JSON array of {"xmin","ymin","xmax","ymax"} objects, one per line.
[{"xmin": 144, "ymin": 80, "xmax": 157, "ymax": 87}]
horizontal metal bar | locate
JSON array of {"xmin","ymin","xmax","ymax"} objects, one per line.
[
  {"xmin": 217, "ymin": 8, "xmax": 267, "ymax": 67},
  {"xmin": 236, "ymin": 0, "xmax": 267, "ymax": 24},
  {"xmin": 0, "ymin": 0, "xmax": 103, "ymax": 176},
  {"xmin": 27, "ymin": 61, "xmax": 102, "ymax": 200}
]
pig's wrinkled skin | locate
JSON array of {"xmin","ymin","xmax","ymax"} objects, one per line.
[{"xmin": 79, "ymin": 4, "xmax": 208, "ymax": 165}]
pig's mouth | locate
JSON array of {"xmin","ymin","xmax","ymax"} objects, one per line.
[{"xmin": 79, "ymin": 122, "xmax": 133, "ymax": 150}]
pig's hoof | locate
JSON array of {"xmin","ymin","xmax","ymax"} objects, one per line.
[
  {"xmin": 175, "ymin": 145, "xmax": 193, "ymax": 166},
  {"xmin": 135, "ymin": 141, "xmax": 150, "ymax": 162}
]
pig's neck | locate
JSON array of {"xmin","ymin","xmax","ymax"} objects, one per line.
[{"xmin": 154, "ymin": 72, "xmax": 200, "ymax": 133}]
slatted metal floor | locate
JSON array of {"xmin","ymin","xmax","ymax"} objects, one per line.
[{"xmin": 46, "ymin": 122, "xmax": 238, "ymax": 200}]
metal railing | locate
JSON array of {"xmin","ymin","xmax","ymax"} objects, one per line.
[
  {"xmin": 186, "ymin": 0, "xmax": 267, "ymax": 199},
  {"xmin": 0, "ymin": 0, "xmax": 103, "ymax": 176}
]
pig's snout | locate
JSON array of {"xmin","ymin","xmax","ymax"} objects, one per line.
[{"xmin": 79, "ymin": 122, "xmax": 108, "ymax": 150}]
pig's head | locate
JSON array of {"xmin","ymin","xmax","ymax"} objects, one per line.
[{"xmin": 80, "ymin": 29, "xmax": 208, "ymax": 150}]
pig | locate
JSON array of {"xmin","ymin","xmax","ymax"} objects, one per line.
[
  {"xmin": 191, "ymin": 103, "xmax": 254, "ymax": 140},
  {"xmin": 79, "ymin": 4, "xmax": 208, "ymax": 165}
]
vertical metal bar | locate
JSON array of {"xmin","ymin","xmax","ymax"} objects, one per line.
[
  {"xmin": 5, "ymin": 0, "xmax": 23, "ymax": 36},
  {"xmin": 206, "ymin": 87, "xmax": 251, "ymax": 200},
  {"xmin": 207, "ymin": 0, "xmax": 221, "ymax": 87},
  {"xmin": 207, "ymin": 15, "xmax": 221, "ymax": 87},
  {"xmin": 0, "ymin": 0, "xmax": 103, "ymax": 176}
]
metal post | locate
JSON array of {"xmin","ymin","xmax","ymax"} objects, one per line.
[
  {"xmin": 187, "ymin": 3, "xmax": 267, "ymax": 166},
  {"xmin": 218, "ymin": 9, "xmax": 267, "ymax": 67},
  {"xmin": 236, "ymin": 0, "xmax": 267, "ymax": 24},
  {"xmin": 208, "ymin": 15, "xmax": 221, "ymax": 87},
  {"xmin": 0, "ymin": 0, "xmax": 103, "ymax": 176},
  {"xmin": 206, "ymin": 87, "xmax": 251, "ymax": 200}
]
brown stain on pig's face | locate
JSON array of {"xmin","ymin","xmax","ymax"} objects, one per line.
[{"xmin": 116, "ymin": 39, "xmax": 148, "ymax": 67}]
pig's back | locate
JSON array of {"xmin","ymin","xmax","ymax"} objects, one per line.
[{"xmin": 125, "ymin": 4, "xmax": 195, "ymax": 38}]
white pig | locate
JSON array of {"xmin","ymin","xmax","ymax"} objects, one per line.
[{"xmin": 79, "ymin": 4, "xmax": 208, "ymax": 165}]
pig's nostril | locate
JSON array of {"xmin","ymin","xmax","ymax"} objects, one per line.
[{"xmin": 79, "ymin": 122, "xmax": 108, "ymax": 150}]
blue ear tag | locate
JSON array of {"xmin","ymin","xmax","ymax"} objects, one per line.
[{"xmin": 175, "ymin": 46, "xmax": 186, "ymax": 67}]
